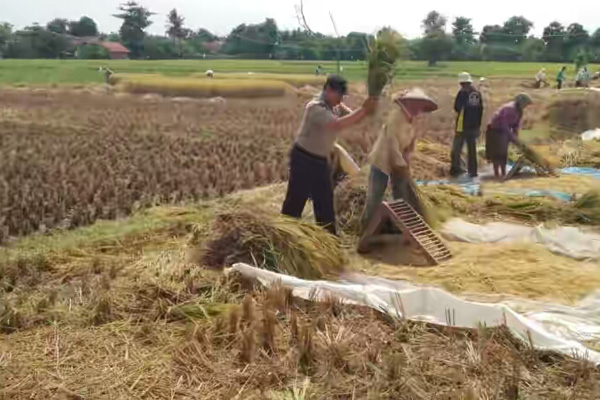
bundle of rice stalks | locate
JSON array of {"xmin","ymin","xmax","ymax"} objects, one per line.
[
  {"xmin": 334, "ymin": 177, "xmax": 368, "ymax": 235},
  {"xmin": 114, "ymin": 75, "xmax": 290, "ymax": 99},
  {"xmin": 573, "ymin": 140, "xmax": 600, "ymax": 167},
  {"xmin": 421, "ymin": 185, "xmax": 600, "ymax": 225},
  {"xmin": 195, "ymin": 209, "xmax": 345, "ymax": 279},
  {"xmin": 514, "ymin": 139, "xmax": 556, "ymax": 175},
  {"xmin": 367, "ymin": 30, "xmax": 403, "ymax": 97},
  {"xmin": 574, "ymin": 189, "xmax": 600, "ymax": 222}
]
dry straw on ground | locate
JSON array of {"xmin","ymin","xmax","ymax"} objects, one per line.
[
  {"xmin": 193, "ymin": 72, "xmax": 326, "ymax": 88},
  {"xmin": 114, "ymin": 74, "xmax": 291, "ymax": 98},
  {"xmin": 364, "ymin": 241, "xmax": 600, "ymax": 304}
]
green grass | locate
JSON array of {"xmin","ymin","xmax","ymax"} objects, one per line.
[{"xmin": 0, "ymin": 59, "xmax": 595, "ymax": 86}]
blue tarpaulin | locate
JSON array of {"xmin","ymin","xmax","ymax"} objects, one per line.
[{"xmin": 417, "ymin": 166, "xmax": 599, "ymax": 201}]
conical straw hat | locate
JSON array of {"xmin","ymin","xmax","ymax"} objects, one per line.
[{"xmin": 393, "ymin": 88, "xmax": 438, "ymax": 117}]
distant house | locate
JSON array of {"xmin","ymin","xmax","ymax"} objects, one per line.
[
  {"xmin": 100, "ymin": 42, "xmax": 130, "ymax": 59},
  {"xmin": 203, "ymin": 41, "xmax": 224, "ymax": 53},
  {"xmin": 69, "ymin": 36, "xmax": 130, "ymax": 59}
]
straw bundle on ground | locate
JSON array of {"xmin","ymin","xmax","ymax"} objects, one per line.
[
  {"xmin": 514, "ymin": 139, "xmax": 556, "ymax": 175},
  {"xmin": 422, "ymin": 184, "xmax": 600, "ymax": 225},
  {"xmin": 485, "ymin": 175, "xmax": 598, "ymax": 195},
  {"xmin": 195, "ymin": 208, "xmax": 345, "ymax": 279},
  {"xmin": 112, "ymin": 75, "xmax": 290, "ymax": 99},
  {"xmin": 334, "ymin": 176, "xmax": 368, "ymax": 235}
]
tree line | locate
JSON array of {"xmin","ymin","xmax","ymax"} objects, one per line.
[{"xmin": 1, "ymin": 2, "xmax": 599, "ymax": 65}]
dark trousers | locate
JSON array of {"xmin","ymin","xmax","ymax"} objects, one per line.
[
  {"xmin": 282, "ymin": 145, "xmax": 336, "ymax": 235},
  {"xmin": 450, "ymin": 130, "xmax": 478, "ymax": 177},
  {"xmin": 360, "ymin": 166, "xmax": 423, "ymax": 234}
]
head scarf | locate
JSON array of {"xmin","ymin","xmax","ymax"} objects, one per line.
[{"xmin": 515, "ymin": 93, "xmax": 532, "ymax": 110}]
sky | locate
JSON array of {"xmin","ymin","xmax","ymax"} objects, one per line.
[{"xmin": 1, "ymin": 0, "xmax": 599, "ymax": 39}]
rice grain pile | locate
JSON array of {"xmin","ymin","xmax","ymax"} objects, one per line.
[{"xmin": 194, "ymin": 208, "xmax": 345, "ymax": 279}]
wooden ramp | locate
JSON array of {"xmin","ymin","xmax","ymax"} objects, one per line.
[{"xmin": 359, "ymin": 199, "xmax": 452, "ymax": 265}]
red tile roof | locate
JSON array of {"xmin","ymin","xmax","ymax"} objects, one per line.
[{"xmin": 100, "ymin": 42, "xmax": 130, "ymax": 54}]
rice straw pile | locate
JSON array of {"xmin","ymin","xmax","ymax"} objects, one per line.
[
  {"xmin": 421, "ymin": 183, "xmax": 600, "ymax": 225},
  {"xmin": 514, "ymin": 139, "xmax": 556, "ymax": 175},
  {"xmin": 194, "ymin": 208, "xmax": 345, "ymax": 279},
  {"xmin": 484, "ymin": 175, "xmax": 599, "ymax": 194}
]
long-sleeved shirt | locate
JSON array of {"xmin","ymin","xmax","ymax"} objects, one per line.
[
  {"xmin": 489, "ymin": 102, "xmax": 521, "ymax": 142},
  {"xmin": 368, "ymin": 108, "xmax": 416, "ymax": 175},
  {"xmin": 454, "ymin": 86, "xmax": 483, "ymax": 133},
  {"xmin": 557, "ymin": 70, "xmax": 566, "ymax": 83}
]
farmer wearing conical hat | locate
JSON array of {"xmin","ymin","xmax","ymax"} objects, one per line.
[
  {"xmin": 359, "ymin": 88, "xmax": 438, "ymax": 244},
  {"xmin": 450, "ymin": 72, "xmax": 483, "ymax": 178},
  {"xmin": 485, "ymin": 93, "xmax": 533, "ymax": 179}
]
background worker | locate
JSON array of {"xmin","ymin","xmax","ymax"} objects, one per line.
[
  {"xmin": 450, "ymin": 72, "xmax": 483, "ymax": 178},
  {"xmin": 556, "ymin": 66, "xmax": 567, "ymax": 89},
  {"xmin": 281, "ymin": 74, "xmax": 377, "ymax": 235},
  {"xmin": 575, "ymin": 67, "xmax": 591, "ymax": 88},
  {"xmin": 359, "ymin": 88, "xmax": 438, "ymax": 248},
  {"xmin": 534, "ymin": 68, "xmax": 548, "ymax": 88},
  {"xmin": 485, "ymin": 93, "xmax": 533, "ymax": 179}
]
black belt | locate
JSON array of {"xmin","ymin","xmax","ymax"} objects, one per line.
[{"xmin": 293, "ymin": 144, "xmax": 328, "ymax": 162}]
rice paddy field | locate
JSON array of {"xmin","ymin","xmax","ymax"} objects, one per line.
[
  {"xmin": 2, "ymin": 60, "xmax": 600, "ymax": 398},
  {"xmin": 1, "ymin": 58, "xmax": 599, "ymax": 85}
]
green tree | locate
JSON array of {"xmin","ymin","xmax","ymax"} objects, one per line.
[
  {"xmin": 591, "ymin": 28, "xmax": 600, "ymax": 47},
  {"xmin": 107, "ymin": 32, "xmax": 121, "ymax": 42},
  {"xmin": 68, "ymin": 16, "xmax": 98, "ymax": 37},
  {"xmin": 166, "ymin": 8, "xmax": 187, "ymax": 57},
  {"xmin": 0, "ymin": 23, "xmax": 12, "ymax": 57},
  {"xmin": 46, "ymin": 18, "xmax": 69, "ymax": 34},
  {"xmin": 77, "ymin": 44, "xmax": 109, "ymax": 59},
  {"xmin": 542, "ymin": 22, "xmax": 566, "ymax": 61},
  {"xmin": 502, "ymin": 16, "xmax": 533, "ymax": 44},
  {"xmin": 143, "ymin": 35, "xmax": 179, "ymax": 59},
  {"xmin": 452, "ymin": 17, "xmax": 475, "ymax": 44},
  {"xmin": 195, "ymin": 28, "xmax": 218, "ymax": 42},
  {"xmin": 574, "ymin": 49, "xmax": 589, "ymax": 70},
  {"xmin": 114, "ymin": 1, "xmax": 154, "ymax": 58},
  {"xmin": 422, "ymin": 11, "xmax": 446, "ymax": 35},
  {"xmin": 8, "ymin": 24, "xmax": 70, "ymax": 58},
  {"xmin": 421, "ymin": 11, "xmax": 452, "ymax": 66},
  {"xmin": 591, "ymin": 28, "xmax": 600, "ymax": 62},
  {"xmin": 479, "ymin": 25, "xmax": 505, "ymax": 44},
  {"xmin": 522, "ymin": 37, "xmax": 546, "ymax": 61},
  {"xmin": 564, "ymin": 23, "xmax": 589, "ymax": 60},
  {"xmin": 222, "ymin": 19, "xmax": 279, "ymax": 58}
]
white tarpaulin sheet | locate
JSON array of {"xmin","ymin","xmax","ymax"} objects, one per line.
[
  {"xmin": 231, "ymin": 263, "xmax": 600, "ymax": 365},
  {"xmin": 581, "ymin": 128, "xmax": 600, "ymax": 141},
  {"xmin": 441, "ymin": 218, "xmax": 600, "ymax": 260}
]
